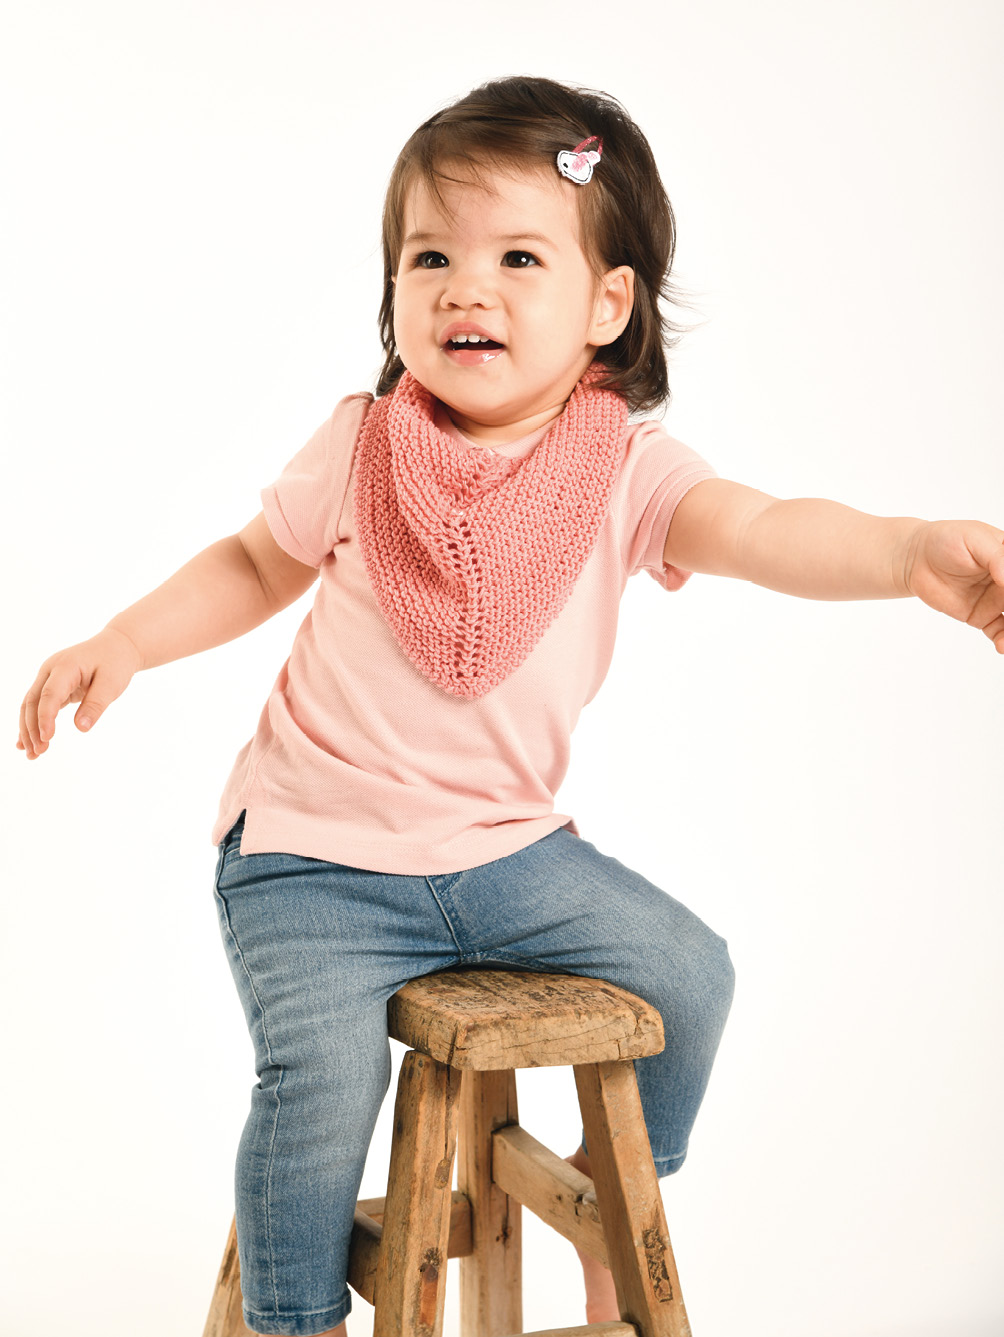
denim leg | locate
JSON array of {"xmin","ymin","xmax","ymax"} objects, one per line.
[
  {"xmin": 211, "ymin": 816, "xmax": 458, "ymax": 1336},
  {"xmin": 430, "ymin": 826, "xmax": 736, "ymax": 1178}
]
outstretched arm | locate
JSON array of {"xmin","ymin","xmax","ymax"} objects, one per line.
[{"xmin": 663, "ymin": 478, "xmax": 1004, "ymax": 652}]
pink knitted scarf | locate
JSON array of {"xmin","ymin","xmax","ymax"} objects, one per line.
[{"xmin": 353, "ymin": 365, "xmax": 629, "ymax": 698}]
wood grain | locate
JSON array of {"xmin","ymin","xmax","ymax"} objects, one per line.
[
  {"xmin": 575, "ymin": 1061, "xmax": 691, "ymax": 1337},
  {"xmin": 497, "ymin": 1325, "xmax": 638, "ymax": 1337},
  {"xmin": 388, "ymin": 969, "xmax": 665, "ymax": 1070},
  {"xmin": 201, "ymin": 1215, "xmax": 256, "ymax": 1337},
  {"xmin": 372, "ymin": 1049, "xmax": 462, "ymax": 1337},
  {"xmin": 458, "ymin": 1067, "xmax": 523, "ymax": 1337},
  {"xmin": 492, "ymin": 1123, "xmax": 609, "ymax": 1267}
]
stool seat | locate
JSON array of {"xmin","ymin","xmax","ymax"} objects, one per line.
[{"xmin": 388, "ymin": 967, "xmax": 665, "ymax": 1069}]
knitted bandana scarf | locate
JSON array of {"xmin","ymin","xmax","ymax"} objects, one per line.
[{"xmin": 353, "ymin": 365, "xmax": 629, "ymax": 698}]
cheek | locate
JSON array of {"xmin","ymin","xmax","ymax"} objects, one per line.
[
  {"xmin": 519, "ymin": 280, "xmax": 581, "ymax": 327},
  {"xmin": 391, "ymin": 293, "xmax": 414, "ymax": 346},
  {"xmin": 523, "ymin": 301, "xmax": 588, "ymax": 349},
  {"xmin": 392, "ymin": 279, "xmax": 423, "ymax": 331}
]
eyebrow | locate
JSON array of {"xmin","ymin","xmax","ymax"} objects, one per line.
[{"xmin": 402, "ymin": 230, "xmax": 556, "ymax": 248}]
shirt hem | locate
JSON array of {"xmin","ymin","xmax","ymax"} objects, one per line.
[{"xmin": 214, "ymin": 804, "xmax": 581, "ymax": 876}]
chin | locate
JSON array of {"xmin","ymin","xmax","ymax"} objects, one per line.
[{"xmin": 417, "ymin": 364, "xmax": 511, "ymax": 407}]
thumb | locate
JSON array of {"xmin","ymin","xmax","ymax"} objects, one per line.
[
  {"xmin": 75, "ymin": 694, "xmax": 108, "ymax": 732},
  {"xmin": 73, "ymin": 657, "xmax": 132, "ymax": 733}
]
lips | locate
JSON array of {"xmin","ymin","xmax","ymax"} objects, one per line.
[
  {"xmin": 442, "ymin": 342, "xmax": 506, "ymax": 366},
  {"xmin": 439, "ymin": 321, "xmax": 506, "ymax": 347},
  {"xmin": 438, "ymin": 321, "xmax": 507, "ymax": 366}
]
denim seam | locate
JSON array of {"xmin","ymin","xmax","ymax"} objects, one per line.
[
  {"xmin": 213, "ymin": 870, "xmax": 284, "ymax": 1316},
  {"xmin": 424, "ymin": 876, "xmax": 463, "ymax": 956},
  {"xmin": 459, "ymin": 948, "xmax": 575, "ymax": 973},
  {"xmin": 243, "ymin": 1294, "xmax": 351, "ymax": 1321}
]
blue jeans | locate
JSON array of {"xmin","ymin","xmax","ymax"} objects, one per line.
[{"xmin": 212, "ymin": 810, "xmax": 735, "ymax": 1335}]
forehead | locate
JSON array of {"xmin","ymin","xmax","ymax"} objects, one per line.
[{"xmin": 402, "ymin": 163, "xmax": 583, "ymax": 248}]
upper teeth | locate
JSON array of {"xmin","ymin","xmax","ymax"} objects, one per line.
[{"xmin": 451, "ymin": 334, "xmax": 491, "ymax": 343}]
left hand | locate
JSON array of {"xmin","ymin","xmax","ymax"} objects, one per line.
[{"xmin": 903, "ymin": 520, "xmax": 1004, "ymax": 652}]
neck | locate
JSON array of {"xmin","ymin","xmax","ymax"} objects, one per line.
[{"xmin": 443, "ymin": 401, "xmax": 566, "ymax": 446}]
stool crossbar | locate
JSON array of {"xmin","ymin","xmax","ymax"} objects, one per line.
[{"xmin": 203, "ymin": 968, "xmax": 692, "ymax": 1337}]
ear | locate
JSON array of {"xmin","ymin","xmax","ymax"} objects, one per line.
[{"xmin": 587, "ymin": 265, "xmax": 634, "ymax": 347}]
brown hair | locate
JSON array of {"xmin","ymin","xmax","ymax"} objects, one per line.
[{"xmin": 375, "ymin": 75, "xmax": 702, "ymax": 416}]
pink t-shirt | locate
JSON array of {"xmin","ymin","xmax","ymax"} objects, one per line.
[{"xmin": 211, "ymin": 390, "xmax": 717, "ymax": 874}]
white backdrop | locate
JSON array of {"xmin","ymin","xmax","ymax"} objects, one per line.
[{"xmin": 3, "ymin": 3, "xmax": 1002, "ymax": 1335}]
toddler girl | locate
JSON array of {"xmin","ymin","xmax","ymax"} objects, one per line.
[{"xmin": 16, "ymin": 75, "xmax": 1004, "ymax": 1337}]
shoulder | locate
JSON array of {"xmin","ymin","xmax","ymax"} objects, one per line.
[
  {"xmin": 617, "ymin": 415, "xmax": 717, "ymax": 491},
  {"xmin": 323, "ymin": 391, "xmax": 375, "ymax": 445},
  {"xmin": 286, "ymin": 393, "xmax": 375, "ymax": 474},
  {"xmin": 622, "ymin": 413, "xmax": 698, "ymax": 454}
]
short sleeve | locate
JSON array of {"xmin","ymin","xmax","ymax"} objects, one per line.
[
  {"xmin": 259, "ymin": 393, "xmax": 373, "ymax": 569},
  {"xmin": 620, "ymin": 419, "xmax": 718, "ymax": 592}
]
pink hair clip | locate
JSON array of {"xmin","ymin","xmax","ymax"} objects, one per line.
[{"xmin": 556, "ymin": 135, "xmax": 603, "ymax": 185}]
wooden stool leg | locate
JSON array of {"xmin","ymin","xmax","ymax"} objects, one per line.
[
  {"xmin": 458, "ymin": 1068, "xmax": 522, "ymax": 1337},
  {"xmin": 202, "ymin": 1214, "xmax": 256, "ymax": 1337},
  {"xmin": 574, "ymin": 1059, "xmax": 692, "ymax": 1337},
  {"xmin": 373, "ymin": 1049, "xmax": 462, "ymax": 1337}
]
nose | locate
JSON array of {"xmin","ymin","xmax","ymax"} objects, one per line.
[{"xmin": 438, "ymin": 257, "xmax": 496, "ymax": 311}]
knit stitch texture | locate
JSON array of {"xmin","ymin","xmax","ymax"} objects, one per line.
[{"xmin": 353, "ymin": 365, "xmax": 629, "ymax": 698}]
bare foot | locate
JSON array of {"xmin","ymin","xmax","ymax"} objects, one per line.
[{"xmin": 564, "ymin": 1147, "xmax": 621, "ymax": 1323}]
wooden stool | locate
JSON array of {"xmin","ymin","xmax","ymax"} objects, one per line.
[{"xmin": 203, "ymin": 968, "xmax": 691, "ymax": 1337}]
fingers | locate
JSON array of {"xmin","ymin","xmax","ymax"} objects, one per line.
[
  {"xmin": 20, "ymin": 695, "xmax": 53, "ymax": 760},
  {"xmin": 18, "ymin": 659, "xmax": 87, "ymax": 760},
  {"xmin": 18, "ymin": 637, "xmax": 134, "ymax": 761},
  {"xmin": 19, "ymin": 663, "xmax": 54, "ymax": 760},
  {"xmin": 35, "ymin": 681, "xmax": 63, "ymax": 745}
]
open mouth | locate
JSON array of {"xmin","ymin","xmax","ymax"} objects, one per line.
[{"xmin": 442, "ymin": 336, "xmax": 506, "ymax": 364}]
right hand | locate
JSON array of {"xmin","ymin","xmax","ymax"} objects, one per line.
[{"xmin": 17, "ymin": 627, "xmax": 144, "ymax": 760}]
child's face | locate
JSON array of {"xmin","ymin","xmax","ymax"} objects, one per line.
[{"xmin": 392, "ymin": 164, "xmax": 633, "ymax": 434}]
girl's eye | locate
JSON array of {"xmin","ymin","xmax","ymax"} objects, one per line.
[{"xmin": 410, "ymin": 250, "xmax": 540, "ymax": 269}]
